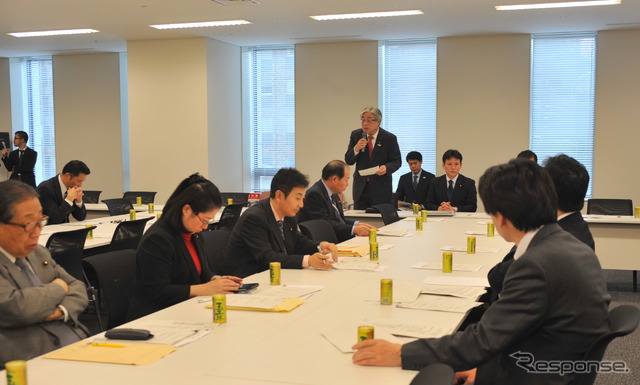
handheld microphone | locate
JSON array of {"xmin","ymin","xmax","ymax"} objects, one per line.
[{"xmin": 361, "ymin": 132, "xmax": 367, "ymax": 153}]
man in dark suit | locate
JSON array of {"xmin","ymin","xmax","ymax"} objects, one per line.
[
  {"xmin": 395, "ymin": 151, "xmax": 435, "ymax": 209},
  {"xmin": 425, "ymin": 149, "xmax": 477, "ymax": 212},
  {"xmin": 298, "ymin": 160, "xmax": 376, "ymax": 242},
  {"xmin": 352, "ymin": 159, "xmax": 610, "ymax": 385},
  {"xmin": 487, "ymin": 154, "xmax": 595, "ymax": 298},
  {"xmin": 37, "ymin": 160, "xmax": 91, "ymax": 225},
  {"xmin": 1, "ymin": 131, "xmax": 37, "ymax": 187},
  {"xmin": 227, "ymin": 168, "xmax": 338, "ymax": 278},
  {"xmin": 0, "ymin": 180, "xmax": 89, "ymax": 368},
  {"xmin": 345, "ymin": 107, "xmax": 401, "ymax": 209}
]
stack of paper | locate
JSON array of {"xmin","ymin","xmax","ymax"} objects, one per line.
[
  {"xmin": 397, "ymin": 295, "xmax": 481, "ymax": 313},
  {"xmin": 420, "ymin": 284, "xmax": 487, "ymax": 300},
  {"xmin": 205, "ymin": 295, "xmax": 305, "ymax": 312},
  {"xmin": 337, "ymin": 245, "xmax": 369, "ymax": 257},
  {"xmin": 44, "ymin": 341, "xmax": 176, "ymax": 365},
  {"xmin": 378, "ymin": 229, "xmax": 409, "ymax": 237},
  {"xmin": 412, "ymin": 262, "xmax": 483, "ymax": 272},
  {"xmin": 440, "ymin": 246, "xmax": 501, "ymax": 253},
  {"xmin": 333, "ymin": 258, "xmax": 384, "ymax": 271}
]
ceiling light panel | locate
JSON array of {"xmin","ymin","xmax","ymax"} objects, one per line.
[
  {"xmin": 310, "ymin": 10, "xmax": 424, "ymax": 21},
  {"xmin": 150, "ymin": 20, "xmax": 251, "ymax": 29},
  {"xmin": 496, "ymin": 0, "xmax": 621, "ymax": 11},
  {"xmin": 8, "ymin": 29, "xmax": 99, "ymax": 38}
]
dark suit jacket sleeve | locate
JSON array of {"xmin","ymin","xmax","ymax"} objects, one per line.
[
  {"xmin": 135, "ymin": 227, "xmax": 193, "ymax": 308},
  {"xmin": 344, "ymin": 130, "xmax": 360, "ymax": 166},
  {"xmin": 239, "ymin": 210, "xmax": 306, "ymax": 270},
  {"xmin": 37, "ymin": 179, "xmax": 86, "ymax": 224},
  {"xmin": 486, "ymin": 248, "xmax": 516, "ymax": 299},
  {"xmin": 384, "ymin": 133, "xmax": 402, "ymax": 174},
  {"xmin": 1, "ymin": 152, "xmax": 15, "ymax": 171},
  {"xmin": 300, "ymin": 187, "xmax": 353, "ymax": 242},
  {"xmin": 0, "ymin": 247, "xmax": 88, "ymax": 328},
  {"xmin": 401, "ymin": 255, "xmax": 551, "ymax": 372},
  {"xmin": 424, "ymin": 179, "xmax": 440, "ymax": 210},
  {"xmin": 396, "ymin": 174, "xmax": 408, "ymax": 203},
  {"xmin": 457, "ymin": 178, "xmax": 477, "ymax": 212}
]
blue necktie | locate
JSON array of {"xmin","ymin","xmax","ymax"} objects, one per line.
[
  {"xmin": 447, "ymin": 180, "xmax": 454, "ymax": 201},
  {"xmin": 331, "ymin": 195, "xmax": 346, "ymax": 224},
  {"xmin": 412, "ymin": 175, "xmax": 418, "ymax": 191}
]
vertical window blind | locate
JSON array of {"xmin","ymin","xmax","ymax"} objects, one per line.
[
  {"xmin": 530, "ymin": 33, "xmax": 596, "ymax": 197},
  {"xmin": 379, "ymin": 39, "xmax": 438, "ymax": 188},
  {"xmin": 244, "ymin": 46, "xmax": 295, "ymax": 192}
]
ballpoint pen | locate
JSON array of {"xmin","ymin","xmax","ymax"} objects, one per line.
[{"xmin": 91, "ymin": 342, "xmax": 125, "ymax": 348}]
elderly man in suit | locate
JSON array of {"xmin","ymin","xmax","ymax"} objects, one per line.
[
  {"xmin": 345, "ymin": 106, "xmax": 402, "ymax": 210},
  {"xmin": 352, "ymin": 159, "xmax": 610, "ymax": 385},
  {"xmin": 298, "ymin": 160, "xmax": 376, "ymax": 242},
  {"xmin": 0, "ymin": 180, "xmax": 89, "ymax": 368},
  {"xmin": 226, "ymin": 168, "xmax": 338, "ymax": 278},
  {"xmin": 37, "ymin": 160, "xmax": 90, "ymax": 224},
  {"xmin": 1, "ymin": 131, "xmax": 37, "ymax": 187},
  {"xmin": 425, "ymin": 149, "xmax": 477, "ymax": 212},
  {"xmin": 395, "ymin": 151, "xmax": 435, "ymax": 210}
]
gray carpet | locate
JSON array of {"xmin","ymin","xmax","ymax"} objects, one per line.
[{"xmin": 595, "ymin": 270, "xmax": 640, "ymax": 385}]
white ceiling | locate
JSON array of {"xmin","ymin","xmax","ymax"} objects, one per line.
[{"xmin": 1, "ymin": 0, "xmax": 639, "ymax": 58}]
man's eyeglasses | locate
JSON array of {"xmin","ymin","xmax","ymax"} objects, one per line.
[
  {"xmin": 1, "ymin": 216, "xmax": 48, "ymax": 232},
  {"xmin": 360, "ymin": 118, "xmax": 378, "ymax": 123}
]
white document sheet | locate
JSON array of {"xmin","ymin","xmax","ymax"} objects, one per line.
[
  {"xmin": 412, "ymin": 262, "xmax": 483, "ymax": 272},
  {"xmin": 333, "ymin": 258, "xmax": 386, "ymax": 271},
  {"xmin": 420, "ymin": 284, "xmax": 487, "ymax": 300},
  {"xmin": 364, "ymin": 280, "xmax": 422, "ymax": 303},
  {"xmin": 440, "ymin": 246, "xmax": 501, "ymax": 253},
  {"xmin": 397, "ymin": 295, "xmax": 480, "ymax": 313},
  {"xmin": 358, "ymin": 166, "xmax": 380, "ymax": 176},
  {"xmin": 422, "ymin": 275, "xmax": 489, "ymax": 287}
]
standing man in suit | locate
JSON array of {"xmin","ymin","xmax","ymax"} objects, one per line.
[
  {"xmin": 226, "ymin": 168, "xmax": 338, "ymax": 278},
  {"xmin": 37, "ymin": 160, "xmax": 91, "ymax": 224},
  {"xmin": 0, "ymin": 180, "xmax": 89, "ymax": 368},
  {"xmin": 487, "ymin": 154, "xmax": 595, "ymax": 298},
  {"xmin": 345, "ymin": 107, "xmax": 401, "ymax": 209},
  {"xmin": 352, "ymin": 159, "xmax": 610, "ymax": 385},
  {"xmin": 395, "ymin": 151, "xmax": 435, "ymax": 209},
  {"xmin": 1, "ymin": 131, "xmax": 37, "ymax": 187},
  {"xmin": 298, "ymin": 160, "xmax": 376, "ymax": 242},
  {"xmin": 425, "ymin": 149, "xmax": 477, "ymax": 212}
]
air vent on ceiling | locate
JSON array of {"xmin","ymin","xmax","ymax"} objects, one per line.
[{"xmin": 212, "ymin": 0, "xmax": 260, "ymax": 5}]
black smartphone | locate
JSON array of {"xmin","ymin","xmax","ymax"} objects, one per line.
[{"xmin": 234, "ymin": 283, "xmax": 259, "ymax": 293}]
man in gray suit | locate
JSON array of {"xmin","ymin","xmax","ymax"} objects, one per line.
[
  {"xmin": 352, "ymin": 159, "xmax": 610, "ymax": 385},
  {"xmin": 0, "ymin": 180, "xmax": 89, "ymax": 368}
]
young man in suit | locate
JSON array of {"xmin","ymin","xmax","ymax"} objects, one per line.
[
  {"xmin": 1, "ymin": 131, "xmax": 38, "ymax": 187},
  {"xmin": 226, "ymin": 168, "xmax": 338, "ymax": 278},
  {"xmin": 345, "ymin": 106, "xmax": 402, "ymax": 209},
  {"xmin": 298, "ymin": 160, "xmax": 376, "ymax": 242},
  {"xmin": 0, "ymin": 180, "xmax": 89, "ymax": 368},
  {"xmin": 395, "ymin": 151, "xmax": 435, "ymax": 210},
  {"xmin": 37, "ymin": 160, "xmax": 90, "ymax": 225},
  {"xmin": 425, "ymin": 149, "xmax": 477, "ymax": 212},
  {"xmin": 352, "ymin": 159, "xmax": 610, "ymax": 385},
  {"xmin": 487, "ymin": 154, "xmax": 595, "ymax": 297}
]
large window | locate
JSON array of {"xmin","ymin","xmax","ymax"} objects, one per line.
[
  {"xmin": 379, "ymin": 39, "xmax": 437, "ymax": 188},
  {"xmin": 10, "ymin": 56, "xmax": 56, "ymax": 184},
  {"xmin": 530, "ymin": 33, "xmax": 596, "ymax": 196},
  {"xmin": 242, "ymin": 46, "xmax": 295, "ymax": 191}
]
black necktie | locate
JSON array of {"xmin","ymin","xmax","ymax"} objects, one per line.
[
  {"xmin": 447, "ymin": 180, "xmax": 454, "ymax": 201},
  {"xmin": 276, "ymin": 220, "xmax": 287, "ymax": 253},
  {"xmin": 14, "ymin": 258, "xmax": 80, "ymax": 345},
  {"xmin": 412, "ymin": 175, "xmax": 418, "ymax": 191},
  {"xmin": 19, "ymin": 150, "xmax": 24, "ymax": 165}
]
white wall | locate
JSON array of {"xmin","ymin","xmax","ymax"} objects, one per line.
[
  {"xmin": 52, "ymin": 53, "xmax": 124, "ymax": 199},
  {"xmin": 0, "ymin": 58, "xmax": 11, "ymax": 181},
  {"xmin": 594, "ymin": 29, "xmax": 640, "ymax": 205},
  {"xmin": 295, "ymin": 41, "xmax": 378, "ymax": 203}
]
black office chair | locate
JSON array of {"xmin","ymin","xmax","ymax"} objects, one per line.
[
  {"xmin": 221, "ymin": 192, "xmax": 250, "ymax": 207},
  {"xmin": 372, "ymin": 203, "xmax": 401, "ymax": 225},
  {"xmin": 201, "ymin": 230, "xmax": 232, "ymax": 275},
  {"xmin": 123, "ymin": 191, "xmax": 157, "ymax": 205},
  {"xmin": 83, "ymin": 249, "xmax": 137, "ymax": 330},
  {"xmin": 102, "ymin": 198, "xmax": 134, "ymax": 216},
  {"xmin": 110, "ymin": 216, "xmax": 154, "ymax": 251},
  {"xmin": 45, "ymin": 226, "xmax": 104, "ymax": 331},
  {"xmin": 83, "ymin": 190, "xmax": 102, "ymax": 204},
  {"xmin": 571, "ymin": 305, "xmax": 640, "ymax": 385},
  {"xmin": 299, "ymin": 220, "xmax": 339, "ymax": 243},
  {"xmin": 587, "ymin": 199, "xmax": 633, "ymax": 216},
  {"xmin": 409, "ymin": 363, "xmax": 455, "ymax": 385},
  {"xmin": 212, "ymin": 203, "xmax": 244, "ymax": 231}
]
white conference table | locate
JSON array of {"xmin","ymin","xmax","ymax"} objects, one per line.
[
  {"xmin": 84, "ymin": 203, "xmax": 164, "ymax": 220},
  {"xmin": 15, "ymin": 215, "xmax": 510, "ymax": 385}
]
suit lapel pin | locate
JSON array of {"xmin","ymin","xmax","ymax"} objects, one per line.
[
  {"xmin": 43, "ymin": 261, "xmax": 49, "ymax": 265},
  {"xmin": 377, "ymin": 143, "xmax": 382, "ymax": 147}
]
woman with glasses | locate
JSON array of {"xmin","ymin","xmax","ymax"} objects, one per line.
[{"xmin": 128, "ymin": 173, "xmax": 242, "ymax": 320}]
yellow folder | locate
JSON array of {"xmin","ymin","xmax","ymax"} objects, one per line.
[{"xmin": 43, "ymin": 341, "xmax": 176, "ymax": 365}]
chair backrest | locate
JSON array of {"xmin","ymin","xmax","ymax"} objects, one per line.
[
  {"xmin": 299, "ymin": 220, "xmax": 339, "ymax": 243},
  {"xmin": 587, "ymin": 199, "xmax": 633, "ymax": 216},
  {"xmin": 83, "ymin": 190, "xmax": 102, "ymax": 204},
  {"xmin": 372, "ymin": 203, "xmax": 401, "ymax": 225},
  {"xmin": 123, "ymin": 191, "xmax": 157, "ymax": 204},
  {"xmin": 571, "ymin": 304, "xmax": 640, "ymax": 385},
  {"xmin": 221, "ymin": 192, "xmax": 250, "ymax": 207},
  {"xmin": 83, "ymin": 249, "xmax": 137, "ymax": 330},
  {"xmin": 201, "ymin": 230, "xmax": 232, "ymax": 274},
  {"xmin": 102, "ymin": 198, "xmax": 134, "ymax": 216},
  {"xmin": 45, "ymin": 226, "xmax": 96, "ymax": 281},
  {"xmin": 409, "ymin": 363, "xmax": 455, "ymax": 385},
  {"xmin": 215, "ymin": 203, "xmax": 244, "ymax": 231},
  {"xmin": 110, "ymin": 216, "xmax": 154, "ymax": 251},
  {"xmin": 259, "ymin": 191, "xmax": 270, "ymax": 200}
]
